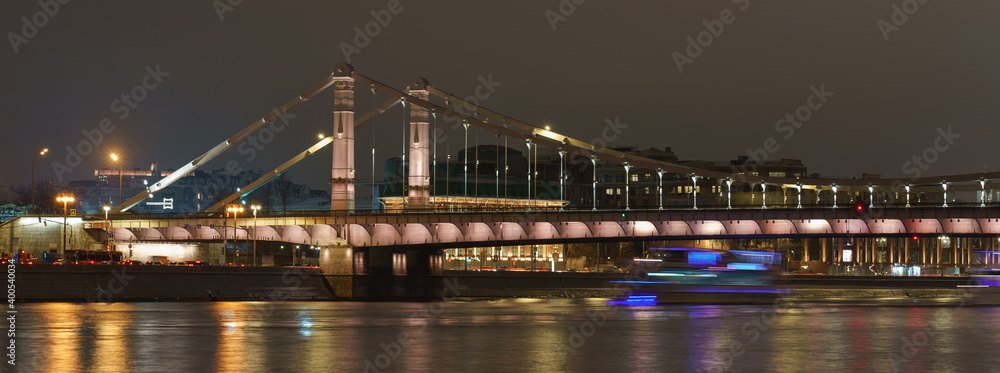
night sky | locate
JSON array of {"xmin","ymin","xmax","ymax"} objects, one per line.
[{"xmin": 2, "ymin": 1, "xmax": 998, "ymax": 192}]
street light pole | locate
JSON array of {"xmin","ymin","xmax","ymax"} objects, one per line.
[
  {"xmin": 251, "ymin": 205, "xmax": 260, "ymax": 267},
  {"xmin": 57, "ymin": 196, "xmax": 74, "ymax": 257},
  {"xmin": 32, "ymin": 148, "xmax": 48, "ymax": 214},
  {"xmin": 227, "ymin": 205, "xmax": 244, "ymax": 265},
  {"xmin": 110, "ymin": 153, "xmax": 122, "ymax": 208}
]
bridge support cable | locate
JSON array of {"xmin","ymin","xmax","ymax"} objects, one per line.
[
  {"xmin": 399, "ymin": 98, "xmax": 408, "ymax": 202},
  {"xmin": 504, "ymin": 136, "xmax": 508, "ymax": 204},
  {"xmin": 525, "ymin": 139, "xmax": 532, "ymax": 206},
  {"xmin": 591, "ymin": 155, "xmax": 598, "ymax": 211},
  {"xmin": 463, "ymin": 120, "xmax": 469, "ymax": 197},
  {"xmin": 371, "ymin": 85, "xmax": 377, "ymax": 212},
  {"xmin": 432, "ymin": 112, "xmax": 438, "ymax": 202},
  {"xmin": 475, "ymin": 126, "xmax": 479, "ymax": 204},
  {"xmin": 559, "ymin": 150, "xmax": 566, "ymax": 210},
  {"xmin": 495, "ymin": 132, "xmax": 500, "ymax": 211},
  {"xmin": 112, "ymin": 73, "xmax": 343, "ymax": 213}
]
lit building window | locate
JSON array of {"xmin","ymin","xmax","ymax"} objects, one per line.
[{"xmin": 630, "ymin": 174, "xmax": 639, "ymax": 182}]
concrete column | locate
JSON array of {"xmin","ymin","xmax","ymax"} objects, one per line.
[
  {"xmin": 836, "ymin": 238, "xmax": 843, "ymax": 264},
  {"xmin": 920, "ymin": 238, "xmax": 927, "ymax": 265},
  {"xmin": 936, "ymin": 238, "xmax": 942, "ymax": 265},
  {"xmin": 331, "ymin": 64, "xmax": 356, "ymax": 211},
  {"xmin": 821, "ymin": 238, "xmax": 828, "ymax": 263},
  {"xmin": 803, "ymin": 239, "xmax": 810, "ymax": 263},
  {"xmin": 407, "ymin": 79, "xmax": 431, "ymax": 210},
  {"xmin": 320, "ymin": 246, "xmax": 354, "ymax": 299},
  {"xmin": 904, "ymin": 239, "xmax": 910, "ymax": 265}
]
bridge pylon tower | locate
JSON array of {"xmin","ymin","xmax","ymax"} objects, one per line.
[{"xmin": 331, "ymin": 64, "xmax": 356, "ymax": 211}]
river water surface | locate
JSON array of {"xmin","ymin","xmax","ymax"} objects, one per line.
[{"xmin": 13, "ymin": 300, "xmax": 1000, "ymax": 372}]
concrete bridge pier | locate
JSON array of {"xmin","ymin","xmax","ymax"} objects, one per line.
[{"xmin": 319, "ymin": 245, "xmax": 443, "ymax": 301}]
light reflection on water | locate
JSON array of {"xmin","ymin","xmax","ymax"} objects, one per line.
[{"xmin": 14, "ymin": 301, "xmax": 1000, "ymax": 372}]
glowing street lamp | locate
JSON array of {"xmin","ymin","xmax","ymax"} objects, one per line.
[
  {"xmin": 56, "ymin": 195, "xmax": 74, "ymax": 256},
  {"xmin": 227, "ymin": 205, "xmax": 244, "ymax": 265},
  {"xmin": 110, "ymin": 153, "xmax": 123, "ymax": 208},
  {"xmin": 31, "ymin": 148, "xmax": 48, "ymax": 214}
]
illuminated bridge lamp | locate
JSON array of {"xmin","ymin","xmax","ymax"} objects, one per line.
[
  {"xmin": 624, "ymin": 162, "xmax": 632, "ymax": 210},
  {"xmin": 760, "ymin": 182, "xmax": 767, "ymax": 209},
  {"xmin": 725, "ymin": 178, "xmax": 732, "ymax": 210},
  {"xmin": 942, "ymin": 182, "xmax": 948, "ymax": 208},
  {"xmin": 868, "ymin": 185, "xmax": 874, "ymax": 209},
  {"xmin": 657, "ymin": 169, "xmax": 665, "ymax": 211},
  {"xmin": 905, "ymin": 184, "xmax": 911, "ymax": 208},
  {"xmin": 981, "ymin": 179, "xmax": 987, "ymax": 208},
  {"xmin": 690, "ymin": 174, "xmax": 698, "ymax": 210},
  {"xmin": 796, "ymin": 183, "xmax": 803, "ymax": 209},
  {"xmin": 831, "ymin": 184, "xmax": 838, "ymax": 209}
]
